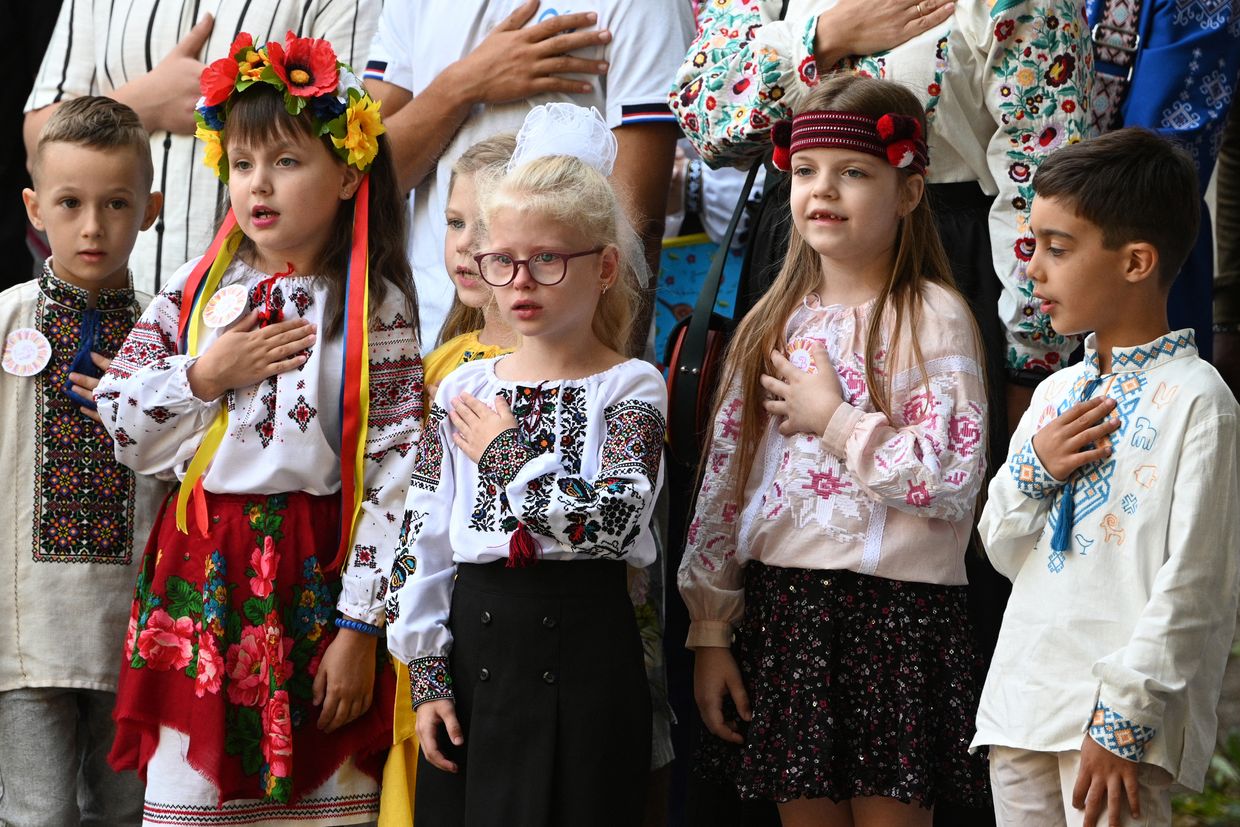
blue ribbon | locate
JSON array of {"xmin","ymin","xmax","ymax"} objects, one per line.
[{"xmin": 61, "ymin": 309, "xmax": 101, "ymax": 410}]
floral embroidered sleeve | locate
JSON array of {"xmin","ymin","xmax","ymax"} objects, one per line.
[
  {"xmin": 476, "ymin": 365, "xmax": 667, "ymax": 562},
  {"xmin": 668, "ymin": 0, "xmax": 820, "ymax": 168},
  {"xmin": 978, "ymin": 375, "xmax": 1065, "ymax": 579},
  {"xmin": 1089, "ymin": 415, "xmax": 1240, "ymax": 761},
  {"xmin": 96, "ymin": 259, "xmax": 223, "ymax": 476},
  {"xmin": 820, "ymin": 305, "xmax": 988, "ymax": 521},
  {"xmin": 972, "ymin": 0, "xmax": 1093, "ymax": 372},
  {"xmin": 385, "ymin": 398, "xmax": 458, "ymax": 709},
  {"xmin": 675, "ymin": 380, "xmax": 747, "ymax": 649},
  {"xmin": 337, "ymin": 300, "xmax": 424, "ymax": 625}
]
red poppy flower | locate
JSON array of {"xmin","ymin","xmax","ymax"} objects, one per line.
[
  {"xmin": 200, "ymin": 56, "xmax": 239, "ymax": 107},
  {"xmin": 1061, "ymin": 99, "xmax": 1077, "ymax": 113},
  {"xmin": 266, "ymin": 31, "xmax": 339, "ymax": 98},
  {"xmin": 994, "ymin": 19, "xmax": 1016, "ymax": 40},
  {"xmin": 229, "ymin": 32, "xmax": 254, "ymax": 60},
  {"xmin": 927, "ymin": 82, "xmax": 942, "ymax": 96}
]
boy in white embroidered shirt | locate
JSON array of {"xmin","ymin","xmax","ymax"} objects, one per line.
[{"xmin": 973, "ymin": 128, "xmax": 1240, "ymax": 827}]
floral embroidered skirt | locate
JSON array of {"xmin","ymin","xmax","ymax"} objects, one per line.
[
  {"xmin": 109, "ymin": 491, "xmax": 393, "ymax": 809},
  {"xmin": 694, "ymin": 563, "xmax": 990, "ymax": 809}
]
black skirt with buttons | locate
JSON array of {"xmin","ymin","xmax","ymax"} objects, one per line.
[{"xmin": 414, "ymin": 559, "xmax": 652, "ymax": 827}]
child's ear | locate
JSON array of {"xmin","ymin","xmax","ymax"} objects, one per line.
[
  {"xmin": 598, "ymin": 244, "xmax": 620, "ymax": 291},
  {"xmin": 1122, "ymin": 241, "xmax": 1159, "ymax": 285},
  {"xmin": 899, "ymin": 174, "xmax": 926, "ymax": 218},
  {"xmin": 339, "ymin": 166, "xmax": 364, "ymax": 200},
  {"xmin": 22, "ymin": 188, "xmax": 44, "ymax": 231},
  {"xmin": 141, "ymin": 192, "xmax": 165, "ymax": 231}
]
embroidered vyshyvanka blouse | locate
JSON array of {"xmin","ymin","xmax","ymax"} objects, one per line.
[
  {"xmin": 678, "ymin": 283, "xmax": 988, "ymax": 649},
  {"xmin": 96, "ymin": 257, "xmax": 423, "ymax": 624}
]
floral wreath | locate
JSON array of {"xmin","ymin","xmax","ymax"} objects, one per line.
[{"xmin": 194, "ymin": 31, "xmax": 385, "ymax": 182}]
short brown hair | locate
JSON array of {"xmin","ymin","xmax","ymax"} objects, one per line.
[
  {"xmin": 34, "ymin": 96, "xmax": 154, "ymax": 188},
  {"xmin": 1033, "ymin": 128, "xmax": 1200, "ymax": 285}
]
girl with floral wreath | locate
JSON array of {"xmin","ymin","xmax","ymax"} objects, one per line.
[{"xmin": 96, "ymin": 31, "xmax": 421, "ymax": 826}]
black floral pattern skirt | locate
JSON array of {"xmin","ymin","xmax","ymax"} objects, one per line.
[{"xmin": 694, "ymin": 563, "xmax": 990, "ymax": 809}]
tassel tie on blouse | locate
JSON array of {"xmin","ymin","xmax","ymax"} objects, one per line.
[{"xmin": 506, "ymin": 382, "xmax": 551, "ymax": 568}]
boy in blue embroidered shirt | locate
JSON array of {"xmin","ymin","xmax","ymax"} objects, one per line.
[
  {"xmin": 972, "ymin": 128, "xmax": 1240, "ymax": 827},
  {"xmin": 0, "ymin": 96, "xmax": 166, "ymax": 826}
]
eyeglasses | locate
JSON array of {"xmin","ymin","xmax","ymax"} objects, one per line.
[{"xmin": 472, "ymin": 247, "xmax": 605, "ymax": 287}]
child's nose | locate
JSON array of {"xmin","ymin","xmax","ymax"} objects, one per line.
[
  {"xmin": 511, "ymin": 261, "xmax": 537, "ymax": 289},
  {"xmin": 80, "ymin": 206, "xmax": 103, "ymax": 237}
]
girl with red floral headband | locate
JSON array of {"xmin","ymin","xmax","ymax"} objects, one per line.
[
  {"xmin": 96, "ymin": 32, "xmax": 421, "ymax": 826},
  {"xmin": 679, "ymin": 75, "xmax": 990, "ymax": 826}
]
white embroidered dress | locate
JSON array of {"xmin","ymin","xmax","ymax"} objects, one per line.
[
  {"xmin": 385, "ymin": 356, "xmax": 667, "ymax": 706},
  {"xmin": 678, "ymin": 284, "xmax": 988, "ymax": 649}
]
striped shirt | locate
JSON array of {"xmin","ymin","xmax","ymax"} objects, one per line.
[{"xmin": 25, "ymin": 0, "xmax": 380, "ymax": 294}]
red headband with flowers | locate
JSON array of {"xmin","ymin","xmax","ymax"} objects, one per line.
[
  {"xmin": 771, "ymin": 111, "xmax": 928, "ymax": 175},
  {"xmin": 194, "ymin": 31, "xmax": 385, "ymax": 182}
]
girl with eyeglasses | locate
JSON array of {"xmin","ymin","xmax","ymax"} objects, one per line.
[{"xmin": 384, "ymin": 105, "xmax": 667, "ymax": 825}]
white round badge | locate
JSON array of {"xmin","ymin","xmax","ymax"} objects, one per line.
[
  {"xmin": 2, "ymin": 328, "xmax": 53, "ymax": 377},
  {"xmin": 202, "ymin": 283, "xmax": 250, "ymax": 328}
]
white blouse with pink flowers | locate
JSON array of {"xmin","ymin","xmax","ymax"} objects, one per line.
[{"xmin": 677, "ymin": 282, "xmax": 988, "ymax": 649}]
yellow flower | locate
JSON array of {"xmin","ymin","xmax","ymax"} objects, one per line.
[
  {"xmin": 238, "ymin": 48, "xmax": 267, "ymax": 80},
  {"xmin": 331, "ymin": 96, "xmax": 385, "ymax": 169},
  {"xmin": 300, "ymin": 591, "xmax": 315, "ymax": 607},
  {"xmin": 1016, "ymin": 67, "xmax": 1037, "ymax": 87},
  {"xmin": 307, "ymin": 625, "xmax": 322, "ymax": 642},
  {"xmin": 196, "ymin": 126, "xmax": 224, "ymax": 174}
]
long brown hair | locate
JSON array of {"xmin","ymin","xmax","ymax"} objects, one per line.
[
  {"xmin": 220, "ymin": 83, "xmax": 418, "ymax": 337},
  {"xmin": 437, "ymin": 133, "xmax": 517, "ymax": 347},
  {"xmin": 713, "ymin": 75, "xmax": 964, "ymax": 502}
]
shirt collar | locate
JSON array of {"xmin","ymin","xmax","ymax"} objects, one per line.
[
  {"xmin": 38, "ymin": 258, "xmax": 135, "ymax": 313},
  {"xmin": 1082, "ymin": 329, "xmax": 1198, "ymax": 374}
]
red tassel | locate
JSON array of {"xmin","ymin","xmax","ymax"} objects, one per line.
[{"xmin": 507, "ymin": 522, "xmax": 540, "ymax": 568}]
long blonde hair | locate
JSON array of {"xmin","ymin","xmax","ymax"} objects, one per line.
[
  {"xmin": 713, "ymin": 75, "xmax": 968, "ymax": 502},
  {"xmin": 437, "ymin": 133, "xmax": 518, "ymax": 347},
  {"xmin": 478, "ymin": 154, "xmax": 643, "ymax": 354}
]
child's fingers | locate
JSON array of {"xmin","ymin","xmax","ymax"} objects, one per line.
[
  {"xmin": 443, "ymin": 707, "xmax": 465, "ymax": 747},
  {"xmin": 759, "ymin": 373, "xmax": 788, "ymax": 397},
  {"xmin": 729, "ymin": 675, "xmax": 752, "ymax": 723},
  {"xmin": 231, "ymin": 309, "xmax": 262, "ymax": 332},
  {"xmin": 1065, "ymin": 397, "xmax": 1116, "ymax": 429},
  {"xmin": 420, "ymin": 713, "xmax": 460, "ymax": 773},
  {"xmin": 89, "ymin": 351, "xmax": 112, "ymax": 372},
  {"xmin": 80, "ymin": 406, "xmax": 102, "ymax": 423},
  {"xmin": 68, "ymin": 375, "xmax": 98, "ymax": 393},
  {"xmin": 1107, "ymin": 777, "xmax": 1123, "ymax": 827},
  {"xmin": 493, "ymin": 394, "xmax": 513, "ymax": 419},
  {"xmin": 701, "ymin": 695, "xmax": 742, "ymax": 745},
  {"xmin": 1071, "ymin": 763, "xmax": 1090, "ymax": 810},
  {"xmin": 317, "ymin": 688, "xmax": 342, "ymax": 730},
  {"xmin": 1124, "ymin": 772, "xmax": 1141, "ymax": 819},
  {"xmin": 312, "ymin": 664, "xmax": 326, "ymax": 706},
  {"xmin": 762, "ymin": 397, "xmax": 788, "ymax": 417}
]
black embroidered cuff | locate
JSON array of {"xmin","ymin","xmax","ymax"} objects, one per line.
[
  {"xmin": 1089, "ymin": 701, "xmax": 1155, "ymax": 762},
  {"xmin": 409, "ymin": 656, "xmax": 454, "ymax": 708},
  {"xmin": 1009, "ymin": 438, "xmax": 1063, "ymax": 499},
  {"xmin": 478, "ymin": 428, "xmax": 539, "ymax": 487}
]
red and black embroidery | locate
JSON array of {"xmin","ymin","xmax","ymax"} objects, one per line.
[
  {"xmin": 255, "ymin": 383, "xmax": 278, "ymax": 448},
  {"xmin": 369, "ymin": 354, "xmax": 424, "ymax": 432},
  {"xmin": 601, "ymin": 400, "xmax": 666, "ymax": 485},
  {"xmin": 289, "ymin": 286, "xmax": 313, "ymax": 317},
  {"xmin": 286, "ymin": 394, "xmax": 318, "ymax": 432},
  {"xmin": 410, "ymin": 405, "xmax": 447, "ymax": 491},
  {"xmin": 143, "ymin": 405, "xmax": 176, "ymax": 423}
]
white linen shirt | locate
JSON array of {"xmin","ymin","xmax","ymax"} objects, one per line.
[
  {"xmin": 973, "ymin": 330, "xmax": 1240, "ymax": 791},
  {"xmin": 95, "ymin": 257, "xmax": 423, "ymax": 625},
  {"xmin": 363, "ymin": 0, "xmax": 694, "ymax": 346},
  {"xmin": 385, "ymin": 356, "xmax": 667, "ymax": 707}
]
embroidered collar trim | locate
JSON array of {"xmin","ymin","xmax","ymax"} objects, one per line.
[
  {"xmin": 1082, "ymin": 329, "xmax": 1198, "ymax": 374},
  {"xmin": 39, "ymin": 258, "xmax": 134, "ymax": 313}
]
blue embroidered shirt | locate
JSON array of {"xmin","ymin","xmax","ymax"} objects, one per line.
[{"xmin": 973, "ymin": 330, "xmax": 1240, "ymax": 790}]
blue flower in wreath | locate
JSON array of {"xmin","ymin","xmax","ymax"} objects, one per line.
[{"xmin": 197, "ymin": 104, "xmax": 225, "ymax": 131}]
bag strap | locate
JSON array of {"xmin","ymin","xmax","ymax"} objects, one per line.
[
  {"xmin": 1090, "ymin": 0, "xmax": 1145, "ymax": 131},
  {"xmin": 668, "ymin": 157, "xmax": 763, "ymax": 459},
  {"xmin": 667, "ymin": 0, "xmax": 790, "ymax": 458}
]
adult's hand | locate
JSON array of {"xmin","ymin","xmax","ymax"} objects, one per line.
[
  {"xmin": 444, "ymin": 0, "xmax": 611, "ymax": 105},
  {"xmin": 112, "ymin": 14, "xmax": 215, "ymax": 134},
  {"xmin": 814, "ymin": 0, "xmax": 955, "ymax": 70}
]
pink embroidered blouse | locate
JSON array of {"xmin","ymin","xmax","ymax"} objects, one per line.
[{"xmin": 678, "ymin": 283, "xmax": 988, "ymax": 648}]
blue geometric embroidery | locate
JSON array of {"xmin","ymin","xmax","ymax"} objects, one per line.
[
  {"xmin": 1089, "ymin": 701, "xmax": 1156, "ymax": 762},
  {"xmin": 1111, "ymin": 330, "xmax": 1196, "ymax": 370},
  {"xmin": 1009, "ymin": 440, "xmax": 1062, "ymax": 499},
  {"xmin": 1122, "ymin": 493, "xmax": 1138, "ymax": 515},
  {"xmin": 1172, "ymin": 0, "xmax": 1229, "ymax": 29}
]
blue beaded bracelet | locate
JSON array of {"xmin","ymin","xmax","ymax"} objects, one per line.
[{"xmin": 335, "ymin": 617, "xmax": 383, "ymax": 637}]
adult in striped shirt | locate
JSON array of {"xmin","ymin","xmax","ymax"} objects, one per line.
[
  {"xmin": 24, "ymin": 0, "xmax": 379, "ymax": 295},
  {"xmin": 363, "ymin": 0, "xmax": 695, "ymax": 352}
]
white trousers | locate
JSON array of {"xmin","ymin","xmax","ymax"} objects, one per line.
[{"xmin": 989, "ymin": 746, "xmax": 1173, "ymax": 827}]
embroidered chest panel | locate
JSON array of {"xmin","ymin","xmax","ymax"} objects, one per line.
[{"xmin": 33, "ymin": 295, "xmax": 137, "ymax": 564}]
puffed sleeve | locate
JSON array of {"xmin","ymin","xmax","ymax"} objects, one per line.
[
  {"xmin": 669, "ymin": 0, "xmax": 821, "ymax": 168},
  {"xmin": 337, "ymin": 298, "xmax": 424, "ymax": 625},
  {"xmin": 966, "ymin": 0, "xmax": 1094, "ymax": 372},
  {"xmin": 1088, "ymin": 412, "xmax": 1240, "ymax": 763},
  {"xmin": 820, "ymin": 295, "xmax": 989, "ymax": 521},
  {"xmin": 676, "ymin": 380, "xmax": 747, "ymax": 649},
  {"xmin": 977, "ymin": 375, "xmax": 1066, "ymax": 580},
  {"xmin": 96, "ymin": 259, "xmax": 223, "ymax": 477},
  {"xmin": 385, "ymin": 396, "xmax": 457, "ymax": 709},
  {"xmin": 476, "ymin": 364, "xmax": 667, "ymax": 562}
]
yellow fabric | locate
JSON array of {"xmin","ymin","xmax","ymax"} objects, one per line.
[
  {"xmin": 342, "ymin": 264, "xmax": 371, "ymax": 555},
  {"xmin": 175, "ymin": 232, "xmax": 242, "ymax": 534},
  {"xmin": 379, "ymin": 329, "xmax": 513, "ymax": 826}
]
